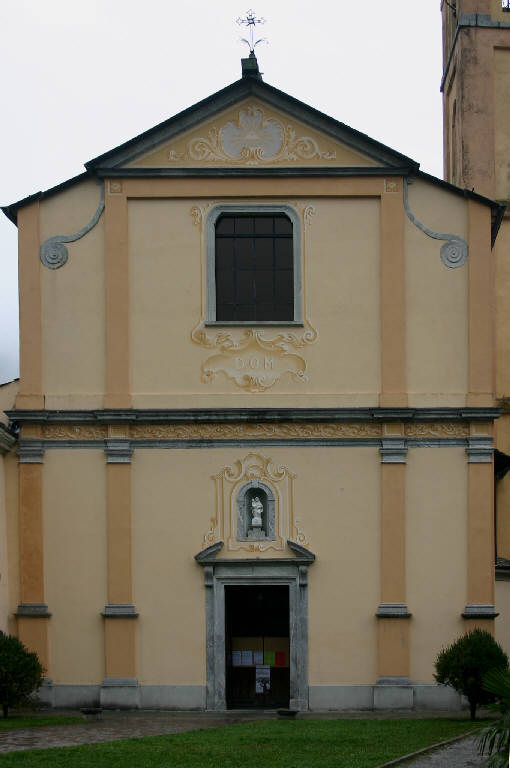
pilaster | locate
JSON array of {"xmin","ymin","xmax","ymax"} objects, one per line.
[
  {"xmin": 379, "ymin": 182, "xmax": 407, "ymax": 408},
  {"xmin": 16, "ymin": 201, "xmax": 44, "ymax": 410},
  {"xmin": 16, "ymin": 430, "xmax": 50, "ymax": 672},
  {"xmin": 377, "ymin": 423, "xmax": 411, "ymax": 686},
  {"xmin": 102, "ymin": 425, "xmax": 138, "ymax": 704},
  {"xmin": 104, "ymin": 183, "xmax": 131, "ymax": 409},
  {"xmin": 463, "ymin": 422, "xmax": 498, "ymax": 628}
]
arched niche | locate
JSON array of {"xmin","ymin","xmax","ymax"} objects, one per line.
[{"xmin": 236, "ymin": 480, "xmax": 275, "ymax": 541}]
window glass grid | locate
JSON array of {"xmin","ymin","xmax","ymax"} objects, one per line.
[{"xmin": 215, "ymin": 215, "xmax": 294, "ymax": 322}]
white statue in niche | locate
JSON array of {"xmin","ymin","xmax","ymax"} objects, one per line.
[{"xmin": 251, "ymin": 496, "xmax": 264, "ymax": 530}]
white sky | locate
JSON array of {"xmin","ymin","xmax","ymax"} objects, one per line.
[{"xmin": 0, "ymin": 0, "xmax": 445, "ymax": 385}]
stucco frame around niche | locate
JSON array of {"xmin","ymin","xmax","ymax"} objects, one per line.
[
  {"xmin": 202, "ymin": 453, "xmax": 308, "ymax": 554},
  {"xmin": 205, "ymin": 203, "xmax": 303, "ymax": 325},
  {"xmin": 195, "ymin": 540, "xmax": 315, "ymax": 711},
  {"xmin": 236, "ymin": 480, "xmax": 276, "ymax": 541}
]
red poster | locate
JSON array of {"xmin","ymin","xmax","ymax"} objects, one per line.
[{"xmin": 275, "ymin": 651, "xmax": 286, "ymax": 667}]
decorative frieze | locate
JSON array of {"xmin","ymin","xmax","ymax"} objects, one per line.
[
  {"xmin": 404, "ymin": 422, "xmax": 469, "ymax": 438},
  {"xmin": 131, "ymin": 423, "xmax": 382, "ymax": 440},
  {"xmin": 43, "ymin": 425, "xmax": 108, "ymax": 439}
]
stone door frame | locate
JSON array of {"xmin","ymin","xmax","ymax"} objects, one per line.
[{"xmin": 195, "ymin": 541, "xmax": 315, "ymax": 711}]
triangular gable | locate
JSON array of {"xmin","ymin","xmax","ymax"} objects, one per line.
[
  {"xmin": 85, "ymin": 76, "xmax": 420, "ymax": 173},
  {"xmin": 125, "ymin": 98, "xmax": 379, "ymax": 169}
]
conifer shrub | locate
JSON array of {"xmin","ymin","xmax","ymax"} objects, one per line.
[
  {"xmin": 0, "ymin": 634, "xmax": 44, "ymax": 717},
  {"xmin": 434, "ymin": 629, "xmax": 509, "ymax": 720}
]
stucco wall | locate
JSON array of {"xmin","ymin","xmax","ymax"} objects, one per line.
[
  {"xmin": 44, "ymin": 451, "xmax": 106, "ymax": 684},
  {"xmin": 406, "ymin": 448, "xmax": 468, "ymax": 682},
  {"xmin": 40, "ymin": 179, "xmax": 105, "ymax": 410},
  {"xmin": 405, "ymin": 180, "xmax": 468, "ymax": 406}
]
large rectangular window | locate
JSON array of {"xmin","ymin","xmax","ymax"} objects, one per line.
[{"xmin": 215, "ymin": 214, "xmax": 294, "ymax": 322}]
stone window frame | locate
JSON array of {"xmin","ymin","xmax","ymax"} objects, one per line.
[
  {"xmin": 205, "ymin": 203, "xmax": 303, "ymax": 326},
  {"xmin": 236, "ymin": 480, "xmax": 276, "ymax": 541}
]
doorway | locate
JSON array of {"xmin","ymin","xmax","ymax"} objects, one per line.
[{"xmin": 225, "ymin": 585, "xmax": 290, "ymax": 709}]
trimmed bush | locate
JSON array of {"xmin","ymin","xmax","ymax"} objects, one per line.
[
  {"xmin": 434, "ymin": 629, "xmax": 509, "ymax": 720},
  {"xmin": 0, "ymin": 634, "xmax": 44, "ymax": 717}
]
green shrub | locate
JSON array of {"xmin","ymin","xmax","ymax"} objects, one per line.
[
  {"xmin": 477, "ymin": 668, "xmax": 510, "ymax": 767},
  {"xmin": 434, "ymin": 629, "xmax": 509, "ymax": 720},
  {"xmin": 0, "ymin": 634, "xmax": 45, "ymax": 717}
]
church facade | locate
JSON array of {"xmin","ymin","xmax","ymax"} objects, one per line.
[{"xmin": 0, "ymin": 12, "xmax": 508, "ymax": 709}]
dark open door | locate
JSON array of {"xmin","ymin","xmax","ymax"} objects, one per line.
[{"xmin": 225, "ymin": 585, "xmax": 290, "ymax": 709}]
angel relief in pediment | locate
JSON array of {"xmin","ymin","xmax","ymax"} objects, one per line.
[{"xmin": 167, "ymin": 104, "xmax": 337, "ymax": 166}]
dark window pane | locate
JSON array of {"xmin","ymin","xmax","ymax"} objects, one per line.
[
  {"xmin": 216, "ymin": 217, "xmax": 235, "ymax": 235},
  {"xmin": 274, "ymin": 216, "xmax": 292, "ymax": 235},
  {"xmin": 216, "ymin": 269, "xmax": 235, "ymax": 303},
  {"xmin": 235, "ymin": 217, "xmax": 253, "ymax": 235},
  {"xmin": 271, "ymin": 304, "xmax": 294, "ymax": 321},
  {"xmin": 254, "ymin": 217, "xmax": 274, "ymax": 234},
  {"xmin": 275, "ymin": 238, "xmax": 293, "ymax": 269},
  {"xmin": 275, "ymin": 270, "xmax": 294, "ymax": 303},
  {"xmin": 237, "ymin": 271, "xmax": 254, "ymax": 303},
  {"xmin": 216, "ymin": 238, "xmax": 234, "ymax": 269},
  {"xmin": 254, "ymin": 270, "xmax": 274, "ymax": 302},
  {"xmin": 236, "ymin": 238, "xmax": 253, "ymax": 269},
  {"xmin": 254, "ymin": 237, "xmax": 274, "ymax": 269},
  {"xmin": 255, "ymin": 303, "xmax": 274, "ymax": 321},
  {"xmin": 216, "ymin": 303, "xmax": 234, "ymax": 321},
  {"xmin": 235, "ymin": 305, "xmax": 253, "ymax": 321}
]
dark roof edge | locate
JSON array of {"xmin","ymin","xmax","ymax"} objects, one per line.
[
  {"xmin": 84, "ymin": 76, "xmax": 421, "ymax": 172},
  {"xmin": 1, "ymin": 171, "xmax": 90, "ymax": 226},
  {"xmin": 415, "ymin": 169, "xmax": 507, "ymax": 246}
]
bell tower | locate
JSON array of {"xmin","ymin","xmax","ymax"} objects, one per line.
[
  {"xmin": 441, "ymin": 1, "xmax": 510, "ymax": 566},
  {"xmin": 441, "ymin": 0, "xmax": 510, "ymax": 199}
]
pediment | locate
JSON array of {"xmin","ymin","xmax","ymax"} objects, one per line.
[
  {"xmin": 125, "ymin": 99, "xmax": 379, "ymax": 169},
  {"xmin": 86, "ymin": 78, "xmax": 419, "ymax": 174}
]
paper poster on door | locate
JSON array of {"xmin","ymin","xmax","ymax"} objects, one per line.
[{"xmin": 255, "ymin": 665, "xmax": 271, "ymax": 694}]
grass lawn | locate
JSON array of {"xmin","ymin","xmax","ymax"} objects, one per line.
[
  {"xmin": 0, "ymin": 717, "xmax": 484, "ymax": 767},
  {"xmin": 0, "ymin": 716, "xmax": 81, "ymax": 731}
]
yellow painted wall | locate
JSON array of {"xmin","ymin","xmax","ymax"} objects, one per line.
[
  {"xmin": 129, "ymin": 196, "xmax": 381, "ymax": 407},
  {"xmin": 407, "ymin": 449, "xmax": 467, "ymax": 682},
  {"xmin": 405, "ymin": 180, "xmax": 468, "ymax": 406},
  {"xmin": 40, "ymin": 180, "xmax": 105, "ymax": 410},
  {"xmin": 495, "ymin": 221, "xmax": 510, "ymax": 399},
  {"xmin": 132, "ymin": 446, "xmax": 379, "ymax": 686},
  {"xmin": 43, "ymin": 451, "xmax": 106, "ymax": 684}
]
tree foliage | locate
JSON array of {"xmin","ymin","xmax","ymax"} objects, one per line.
[
  {"xmin": 477, "ymin": 668, "xmax": 510, "ymax": 767},
  {"xmin": 0, "ymin": 634, "xmax": 45, "ymax": 717},
  {"xmin": 434, "ymin": 629, "xmax": 509, "ymax": 720}
]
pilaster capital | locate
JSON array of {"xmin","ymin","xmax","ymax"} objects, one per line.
[
  {"xmin": 466, "ymin": 437, "xmax": 493, "ymax": 463},
  {"xmin": 17, "ymin": 441, "xmax": 45, "ymax": 463},
  {"xmin": 376, "ymin": 603, "xmax": 412, "ymax": 618},
  {"xmin": 462, "ymin": 603, "xmax": 499, "ymax": 619},
  {"xmin": 379, "ymin": 438, "xmax": 407, "ymax": 463},
  {"xmin": 102, "ymin": 603, "xmax": 138, "ymax": 618},
  {"xmin": 15, "ymin": 603, "xmax": 51, "ymax": 618},
  {"xmin": 104, "ymin": 438, "xmax": 133, "ymax": 464}
]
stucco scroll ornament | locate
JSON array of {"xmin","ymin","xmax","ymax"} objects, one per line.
[
  {"xmin": 403, "ymin": 178, "xmax": 468, "ymax": 268},
  {"xmin": 40, "ymin": 182, "xmax": 105, "ymax": 269},
  {"xmin": 169, "ymin": 106, "xmax": 336, "ymax": 166}
]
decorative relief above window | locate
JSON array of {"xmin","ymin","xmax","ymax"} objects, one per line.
[
  {"xmin": 190, "ymin": 201, "xmax": 318, "ymax": 392},
  {"xmin": 168, "ymin": 105, "xmax": 337, "ymax": 166},
  {"xmin": 202, "ymin": 453, "xmax": 307, "ymax": 553}
]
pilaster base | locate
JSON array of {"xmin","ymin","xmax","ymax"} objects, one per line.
[
  {"xmin": 374, "ymin": 684, "xmax": 413, "ymax": 710},
  {"xmin": 100, "ymin": 678, "xmax": 140, "ymax": 709}
]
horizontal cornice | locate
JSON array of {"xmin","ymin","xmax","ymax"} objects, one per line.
[
  {"xmin": 95, "ymin": 166, "xmax": 413, "ymax": 179},
  {"xmin": 6, "ymin": 407, "xmax": 502, "ymax": 425}
]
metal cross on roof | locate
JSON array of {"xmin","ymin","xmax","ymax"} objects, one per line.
[{"xmin": 236, "ymin": 9, "xmax": 266, "ymax": 54}]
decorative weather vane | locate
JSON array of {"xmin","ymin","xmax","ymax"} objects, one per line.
[{"xmin": 236, "ymin": 9, "xmax": 266, "ymax": 54}]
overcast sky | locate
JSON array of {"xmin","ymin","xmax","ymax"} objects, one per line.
[{"xmin": 0, "ymin": 0, "xmax": 444, "ymax": 385}]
